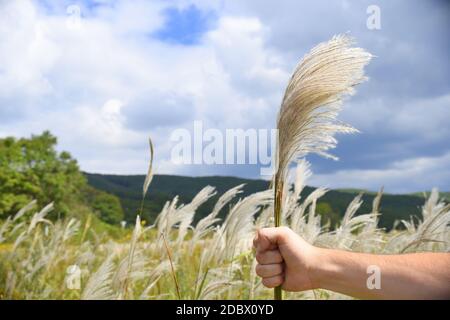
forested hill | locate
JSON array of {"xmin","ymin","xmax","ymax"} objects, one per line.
[{"xmin": 85, "ymin": 173, "xmax": 433, "ymax": 230}]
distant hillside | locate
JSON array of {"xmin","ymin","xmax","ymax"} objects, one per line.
[
  {"xmin": 411, "ymin": 191, "xmax": 450, "ymax": 202},
  {"xmin": 85, "ymin": 173, "xmax": 440, "ymax": 230}
]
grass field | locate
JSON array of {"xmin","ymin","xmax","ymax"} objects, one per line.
[{"xmin": 1, "ymin": 162, "xmax": 448, "ymax": 300}]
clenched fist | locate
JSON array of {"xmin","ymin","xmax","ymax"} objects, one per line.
[
  {"xmin": 253, "ymin": 226, "xmax": 450, "ymax": 299},
  {"xmin": 253, "ymin": 226, "xmax": 321, "ymax": 292}
]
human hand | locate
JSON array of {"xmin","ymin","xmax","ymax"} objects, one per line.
[{"xmin": 253, "ymin": 226, "xmax": 322, "ymax": 292}]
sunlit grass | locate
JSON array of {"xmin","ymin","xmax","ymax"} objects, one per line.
[{"xmin": 0, "ymin": 163, "xmax": 448, "ymax": 300}]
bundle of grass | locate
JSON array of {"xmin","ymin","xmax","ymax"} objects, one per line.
[{"xmin": 272, "ymin": 34, "xmax": 372, "ymax": 299}]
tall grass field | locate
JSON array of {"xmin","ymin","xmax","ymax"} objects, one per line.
[{"xmin": 1, "ymin": 160, "xmax": 448, "ymax": 300}]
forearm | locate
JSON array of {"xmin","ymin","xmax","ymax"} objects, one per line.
[{"xmin": 312, "ymin": 249, "xmax": 450, "ymax": 299}]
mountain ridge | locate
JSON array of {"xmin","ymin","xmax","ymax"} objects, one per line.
[{"xmin": 85, "ymin": 172, "xmax": 447, "ymax": 230}]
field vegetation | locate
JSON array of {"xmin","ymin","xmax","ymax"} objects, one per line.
[{"xmin": 1, "ymin": 156, "xmax": 448, "ymax": 299}]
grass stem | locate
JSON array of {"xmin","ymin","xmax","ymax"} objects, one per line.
[
  {"xmin": 274, "ymin": 178, "xmax": 283, "ymax": 300},
  {"xmin": 161, "ymin": 232, "xmax": 182, "ymax": 300}
]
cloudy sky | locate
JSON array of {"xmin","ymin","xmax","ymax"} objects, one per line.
[{"xmin": 1, "ymin": 0, "xmax": 449, "ymax": 193}]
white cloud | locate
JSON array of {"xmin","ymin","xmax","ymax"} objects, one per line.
[
  {"xmin": 310, "ymin": 151, "xmax": 450, "ymax": 193},
  {"xmin": 0, "ymin": 0, "xmax": 448, "ymax": 192},
  {"xmin": 0, "ymin": 1, "xmax": 288, "ymax": 175},
  {"xmin": 340, "ymin": 94, "xmax": 450, "ymax": 140}
]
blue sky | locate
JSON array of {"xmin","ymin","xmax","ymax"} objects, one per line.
[
  {"xmin": 154, "ymin": 4, "xmax": 216, "ymax": 45},
  {"xmin": 0, "ymin": 0, "xmax": 449, "ymax": 193}
]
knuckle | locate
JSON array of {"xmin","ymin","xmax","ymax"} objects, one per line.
[
  {"xmin": 279, "ymin": 226, "xmax": 291, "ymax": 236},
  {"xmin": 255, "ymin": 252, "xmax": 264, "ymax": 263},
  {"xmin": 262, "ymin": 276, "xmax": 282, "ymax": 288},
  {"xmin": 261, "ymin": 278, "xmax": 273, "ymax": 288},
  {"xmin": 274, "ymin": 275, "xmax": 283, "ymax": 286},
  {"xmin": 274, "ymin": 251, "xmax": 283, "ymax": 263},
  {"xmin": 255, "ymin": 264, "xmax": 262, "ymax": 276},
  {"xmin": 257, "ymin": 228, "xmax": 265, "ymax": 238},
  {"xmin": 275, "ymin": 263, "xmax": 283, "ymax": 274},
  {"xmin": 278, "ymin": 226, "xmax": 294, "ymax": 242},
  {"xmin": 253, "ymin": 233, "xmax": 259, "ymax": 243},
  {"xmin": 260, "ymin": 227, "xmax": 272, "ymax": 238},
  {"xmin": 268, "ymin": 250, "xmax": 280, "ymax": 263}
]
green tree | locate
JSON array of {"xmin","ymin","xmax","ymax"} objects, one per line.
[
  {"xmin": 0, "ymin": 131, "xmax": 85, "ymax": 218},
  {"xmin": 0, "ymin": 131, "xmax": 123, "ymax": 224},
  {"xmin": 84, "ymin": 186, "xmax": 124, "ymax": 224}
]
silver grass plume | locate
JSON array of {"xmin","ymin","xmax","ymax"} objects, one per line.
[
  {"xmin": 175, "ymin": 186, "xmax": 216, "ymax": 247},
  {"xmin": 122, "ymin": 215, "xmax": 142, "ymax": 298},
  {"xmin": 143, "ymin": 137, "xmax": 154, "ymax": 199},
  {"xmin": 273, "ymin": 34, "xmax": 372, "ymax": 299},
  {"xmin": 399, "ymin": 188, "xmax": 450, "ymax": 253},
  {"xmin": 140, "ymin": 137, "xmax": 154, "ymax": 215},
  {"xmin": 191, "ymin": 184, "xmax": 244, "ymax": 248},
  {"xmin": 82, "ymin": 254, "xmax": 116, "ymax": 300}
]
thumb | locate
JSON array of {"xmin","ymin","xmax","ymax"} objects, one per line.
[{"xmin": 254, "ymin": 227, "xmax": 289, "ymax": 252}]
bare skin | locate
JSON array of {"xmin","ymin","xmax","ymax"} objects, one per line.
[{"xmin": 253, "ymin": 227, "xmax": 450, "ymax": 299}]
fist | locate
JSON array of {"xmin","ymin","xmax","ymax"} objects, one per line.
[{"xmin": 253, "ymin": 227, "xmax": 321, "ymax": 292}]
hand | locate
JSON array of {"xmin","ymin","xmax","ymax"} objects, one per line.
[
  {"xmin": 253, "ymin": 226, "xmax": 321, "ymax": 292},
  {"xmin": 254, "ymin": 227, "xmax": 450, "ymax": 299}
]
